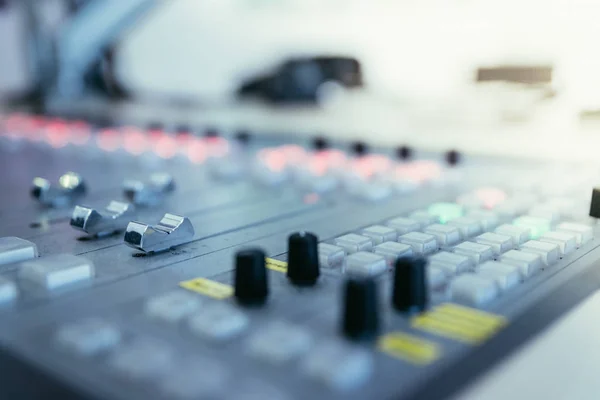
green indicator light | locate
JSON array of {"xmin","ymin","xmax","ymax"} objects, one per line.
[
  {"xmin": 428, "ymin": 203, "xmax": 464, "ymax": 224},
  {"xmin": 513, "ymin": 216, "xmax": 551, "ymax": 239}
]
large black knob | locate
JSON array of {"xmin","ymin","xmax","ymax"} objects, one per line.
[
  {"xmin": 286, "ymin": 232, "xmax": 320, "ymax": 286},
  {"xmin": 590, "ymin": 188, "xmax": 600, "ymax": 218},
  {"xmin": 342, "ymin": 278, "xmax": 379, "ymax": 341},
  {"xmin": 392, "ymin": 257, "xmax": 428, "ymax": 313},
  {"xmin": 234, "ymin": 248, "xmax": 269, "ymax": 305}
]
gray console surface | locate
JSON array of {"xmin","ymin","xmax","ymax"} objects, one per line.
[{"xmin": 0, "ymin": 113, "xmax": 598, "ymax": 400}]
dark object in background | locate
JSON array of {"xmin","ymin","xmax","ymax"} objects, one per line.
[
  {"xmin": 476, "ymin": 65, "xmax": 553, "ymax": 85},
  {"xmin": 0, "ymin": 0, "xmax": 9, "ymax": 11},
  {"xmin": 238, "ymin": 56, "xmax": 363, "ymax": 104},
  {"xmin": 589, "ymin": 188, "xmax": 600, "ymax": 219},
  {"xmin": 580, "ymin": 109, "xmax": 600, "ymax": 120},
  {"xmin": 82, "ymin": 47, "xmax": 131, "ymax": 100}
]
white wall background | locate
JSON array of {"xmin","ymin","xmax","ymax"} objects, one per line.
[
  {"xmin": 2, "ymin": 0, "xmax": 600, "ymax": 109},
  {"xmin": 114, "ymin": 0, "xmax": 600, "ymax": 109}
]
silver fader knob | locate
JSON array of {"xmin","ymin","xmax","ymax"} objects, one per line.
[
  {"xmin": 70, "ymin": 201, "xmax": 135, "ymax": 237},
  {"xmin": 31, "ymin": 172, "xmax": 86, "ymax": 207},
  {"xmin": 123, "ymin": 173, "xmax": 175, "ymax": 206},
  {"xmin": 124, "ymin": 213, "xmax": 194, "ymax": 253}
]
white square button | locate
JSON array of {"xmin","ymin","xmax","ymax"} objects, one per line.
[
  {"xmin": 334, "ymin": 234, "xmax": 373, "ymax": 254},
  {"xmin": 345, "ymin": 252, "xmax": 387, "ymax": 278},
  {"xmin": 399, "ymin": 232, "xmax": 438, "ymax": 255},
  {"xmin": 361, "ymin": 225, "xmax": 397, "ymax": 245}
]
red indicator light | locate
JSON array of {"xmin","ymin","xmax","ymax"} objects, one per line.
[
  {"xmin": 123, "ymin": 127, "xmax": 149, "ymax": 155},
  {"xmin": 96, "ymin": 129, "xmax": 122, "ymax": 152},
  {"xmin": 475, "ymin": 187, "xmax": 507, "ymax": 209},
  {"xmin": 186, "ymin": 138, "xmax": 207, "ymax": 164}
]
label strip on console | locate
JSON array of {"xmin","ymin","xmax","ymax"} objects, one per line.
[
  {"xmin": 411, "ymin": 303, "xmax": 507, "ymax": 344},
  {"xmin": 179, "ymin": 277, "xmax": 234, "ymax": 299},
  {"xmin": 378, "ymin": 332, "xmax": 442, "ymax": 365},
  {"xmin": 265, "ymin": 257, "xmax": 288, "ymax": 273}
]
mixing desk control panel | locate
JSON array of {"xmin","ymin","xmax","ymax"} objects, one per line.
[{"xmin": 0, "ymin": 112, "xmax": 599, "ymax": 400}]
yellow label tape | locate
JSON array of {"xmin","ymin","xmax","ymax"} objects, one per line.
[
  {"xmin": 265, "ymin": 257, "xmax": 287, "ymax": 273},
  {"xmin": 179, "ymin": 278, "xmax": 233, "ymax": 300},
  {"xmin": 412, "ymin": 303, "xmax": 507, "ymax": 344},
  {"xmin": 378, "ymin": 332, "xmax": 441, "ymax": 365}
]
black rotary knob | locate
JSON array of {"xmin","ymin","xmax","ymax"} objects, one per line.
[
  {"xmin": 342, "ymin": 278, "xmax": 379, "ymax": 341},
  {"xmin": 396, "ymin": 145, "xmax": 413, "ymax": 161},
  {"xmin": 286, "ymin": 231, "xmax": 320, "ymax": 286},
  {"xmin": 351, "ymin": 141, "xmax": 368, "ymax": 156},
  {"xmin": 204, "ymin": 127, "xmax": 220, "ymax": 138},
  {"xmin": 445, "ymin": 149, "xmax": 461, "ymax": 166},
  {"xmin": 234, "ymin": 248, "xmax": 269, "ymax": 305},
  {"xmin": 392, "ymin": 257, "xmax": 428, "ymax": 313},
  {"xmin": 312, "ymin": 136, "xmax": 329, "ymax": 151},
  {"xmin": 235, "ymin": 129, "xmax": 251, "ymax": 145},
  {"xmin": 175, "ymin": 125, "xmax": 192, "ymax": 135}
]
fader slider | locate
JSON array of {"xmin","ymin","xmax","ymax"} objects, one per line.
[
  {"xmin": 123, "ymin": 173, "xmax": 175, "ymax": 206},
  {"xmin": 70, "ymin": 201, "xmax": 135, "ymax": 237},
  {"xmin": 31, "ymin": 171, "xmax": 86, "ymax": 208},
  {"xmin": 124, "ymin": 213, "xmax": 194, "ymax": 253}
]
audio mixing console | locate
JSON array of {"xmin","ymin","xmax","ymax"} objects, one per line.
[{"xmin": 0, "ymin": 112, "xmax": 598, "ymax": 400}]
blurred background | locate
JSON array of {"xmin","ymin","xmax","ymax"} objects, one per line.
[{"xmin": 1, "ymin": 0, "xmax": 600, "ymax": 159}]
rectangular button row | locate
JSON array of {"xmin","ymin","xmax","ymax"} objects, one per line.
[
  {"xmin": 448, "ymin": 224, "xmax": 591, "ymax": 308},
  {"xmin": 144, "ymin": 293, "xmax": 348, "ymax": 380},
  {"xmin": 144, "ymin": 284, "xmax": 376, "ymax": 392},
  {"xmin": 333, "ymin": 207, "xmax": 491, "ymax": 263},
  {"xmin": 56, "ymin": 317, "xmax": 291, "ymax": 398},
  {"xmin": 324, "ymin": 212, "xmax": 592, "ymax": 280},
  {"xmin": 143, "ymin": 291, "xmax": 248, "ymax": 341},
  {"xmin": 496, "ymin": 220, "xmax": 593, "ymax": 248},
  {"xmin": 427, "ymin": 237, "xmax": 548, "ymax": 297},
  {"xmin": 449, "ymin": 256, "xmax": 541, "ymax": 307},
  {"xmin": 140, "ymin": 296, "xmax": 375, "ymax": 393},
  {"xmin": 247, "ymin": 321, "xmax": 373, "ymax": 391},
  {"xmin": 334, "ymin": 230, "xmax": 438, "ymax": 258},
  {"xmin": 437, "ymin": 229, "xmax": 586, "ymax": 305},
  {"xmin": 327, "ymin": 234, "xmax": 504, "ymax": 284},
  {"xmin": 390, "ymin": 211, "xmax": 495, "ymax": 240},
  {"xmin": 329, "ymin": 230, "xmax": 436, "ymax": 278},
  {"xmin": 328, "ymin": 224, "xmax": 589, "ymax": 280},
  {"xmin": 344, "ymin": 249, "xmax": 443, "ymax": 290},
  {"xmin": 0, "ymin": 237, "xmax": 96, "ymax": 301},
  {"xmin": 381, "ymin": 200, "xmax": 537, "ymax": 245},
  {"xmin": 457, "ymin": 222, "xmax": 589, "ymax": 264}
]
